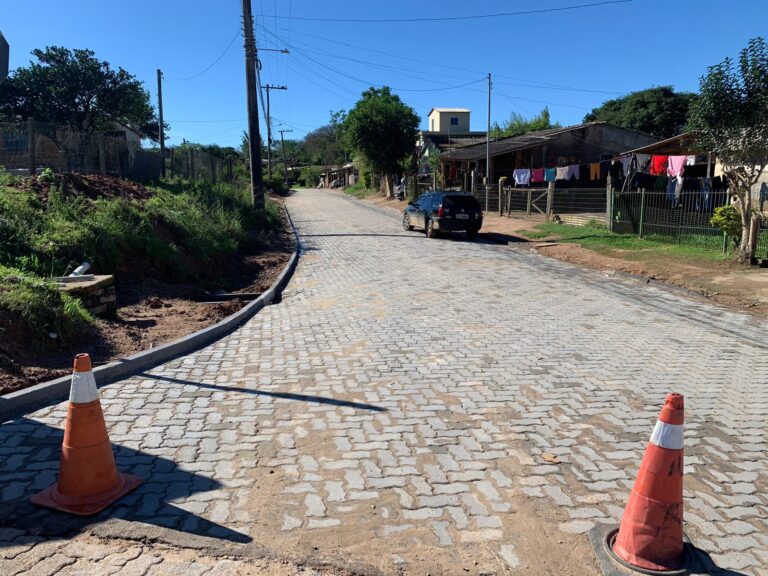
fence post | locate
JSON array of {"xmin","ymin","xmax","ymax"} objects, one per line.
[
  {"xmin": 638, "ymin": 188, "xmax": 646, "ymax": 238},
  {"xmin": 546, "ymin": 181, "xmax": 555, "ymax": 222},
  {"xmin": 498, "ymin": 177, "xmax": 507, "ymax": 216},
  {"xmin": 722, "ymin": 231, "xmax": 728, "ymax": 254},
  {"xmin": 526, "ymin": 189, "xmax": 532, "ymax": 217},
  {"xmin": 27, "ymin": 118, "xmax": 37, "ymax": 176},
  {"xmin": 98, "ymin": 135, "xmax": 107, "ymax": 175},
  {"xmin": 605, "ymin": 175, "xmax": 614, "ymax": 232}
]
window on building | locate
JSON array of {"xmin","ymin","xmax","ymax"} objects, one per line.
[{"xmin": 450, "ymin": 117, "xmax": 459, "ymax": 126}]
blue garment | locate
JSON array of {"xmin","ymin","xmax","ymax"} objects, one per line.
[
  {"xmin": 666, "ymin": 177, "xmax": 677, "ymax": 205},
  {"xmin": 544, "ymin": 168, "xmax": 557, "ymax": 182}
]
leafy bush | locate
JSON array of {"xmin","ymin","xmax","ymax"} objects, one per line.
[
  {"xmin": 264, "ymin": 176, "xmax": 288, "ymax": 196},
  {"xmin": 710, "ymin": 205, "xmax": 742, "ymax": 243},
  {"xmin": 0, "ymin": 266, "xmax": 92, "ymax": 344},
  {"xmin": 0, "ymin": 166, "xmax": 20, "ymax": 187},
  {"xmin": 298, "ymin": 166, "xmax": 323, "ymax": 188}
]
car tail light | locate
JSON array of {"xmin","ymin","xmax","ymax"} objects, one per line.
[{"xmin": 438, "ymin": 206, "xmax": 445, "ymax": 218}]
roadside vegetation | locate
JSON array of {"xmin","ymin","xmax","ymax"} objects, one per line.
[
  {"xmin": 518, "ymin": 222, "xmax": 731, "ymax": 263},
  {"xmin": 0, "ymin": 168, "xmax": 280, "ymax": 350},
  {"xmin": 343, "ymin": 180, "xmax": 377, "ymax": 199}
]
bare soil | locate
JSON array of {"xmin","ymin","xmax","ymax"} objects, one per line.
[
  {"xmin": 360, "ymin": 192, "xmax": 768, "ymax": 317},
  {"xmin": 0, "ymin": 200, "xmax": 294, "ymax": 396}
]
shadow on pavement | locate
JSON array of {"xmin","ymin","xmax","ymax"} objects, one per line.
[
  {"xmin": 301, "ymin": 233, "xmax": 420, "ymax": 239},
  {"xmin": 0, "ymin": 417, "xmax": 251, "ymax": 546},
  {"xmin": 144, "ymin": 373, "xmax": 387, "ymax": 412}
]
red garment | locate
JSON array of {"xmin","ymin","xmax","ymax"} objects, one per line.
[
  {"xmin": 650, "ymin": 155, "xmax": 668, "ymax": 176},
  {"xmin": 531, "ymin": 168, "xmax": 545, "ymax": 183}
]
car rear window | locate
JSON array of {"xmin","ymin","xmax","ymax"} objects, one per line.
[{"xmin": 443, "ymin": 195, "xmax": 481, "ymax": 210}]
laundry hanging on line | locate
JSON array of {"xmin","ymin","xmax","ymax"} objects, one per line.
[{"xmin": 513, "ymin": 168, "xmax": 531, "ymax": 186}]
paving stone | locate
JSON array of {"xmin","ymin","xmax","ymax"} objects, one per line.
[{"xmin": 2, "ymin": 188, "xmax": 767, "ymax": 576}]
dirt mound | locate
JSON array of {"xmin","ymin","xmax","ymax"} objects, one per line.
[{"xmin": 20, "ymin": 172, "xmax": 153, "ymax": 204}]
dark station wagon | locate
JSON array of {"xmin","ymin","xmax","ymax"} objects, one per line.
[{"xmin": 403, "ymin": 191, "xmax": 483, "ymax": 239}]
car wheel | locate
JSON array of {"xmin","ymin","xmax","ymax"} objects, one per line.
[
  {"xmin": 402, "ymin": 213, "xmax": 414, "ymax": 231},
  {"xmin": 466, "ymin": 230, "xmax": 478, "ymax": 240},
  {"xmin": 426, "ymin": 219, "xmax": 437, "ymax": 238}
]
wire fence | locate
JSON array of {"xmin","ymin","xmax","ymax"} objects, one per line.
[
  {"xmin": 0, "ymin": 120, "xmax": 234, "ymax": 184},
  {"xmin": 0, "ymin": 120, "xmax": 133, "ymax": 177},
  {"xmin": 168, "ymin": 147, "xmax": 234, "ymax": 184},
  {"xmin": 613, "ymin": 188, "xmax": 768, "ymax": 256}
]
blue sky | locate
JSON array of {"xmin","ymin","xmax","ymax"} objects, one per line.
[{"xmin": 3, "ymin": 0, "xmax": 767, "ymax": 147}]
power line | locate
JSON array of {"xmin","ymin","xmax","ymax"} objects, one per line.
[
  {"xmin": 261, "ymin": 0, "xmax": 631, "ymax": 23},
  {"xmin": 263, "ymin": 23, "xmax": 624, "ymax": 96},
  {"xmin": 259, "ymin": 24, "xmax": 487, "ymax": 93},
  {"xmin": 173, "ymin": 28, "xmax": 241, "ymax": 81}
]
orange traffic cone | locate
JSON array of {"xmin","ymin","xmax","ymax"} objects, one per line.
[
  {"xmin": 31, "ymin": 353, "xmax": 143, "ymax": 515},
  {"xmin": 612, "ymin": 393, "xmax": 685, "ymax": 571}
]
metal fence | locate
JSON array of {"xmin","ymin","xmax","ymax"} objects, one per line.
[
  {"xmin": 613, "ymin": 188, "xmax": 768, "ymax": 256},
  {"xmin": 168, "ymin": 147, "xmax": 234, "ymax": 184},
  {"xmin": 0, "ymin": 120, "xmax": 135, "ymax": 177},
  {"xmin": 0, "ymin": 121, "xmax": 234, "ymax": 184}
]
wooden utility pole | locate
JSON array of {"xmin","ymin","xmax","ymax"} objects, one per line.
[
  {"xmin": 262, "ymin": 84, "xmax": 287, "ymax": 180},
  {"xmin": 486, "ymin": 72, "xmax": 492, "ymax": 211},
  {"xmin": 157, "ymin": 69, "xmax": 166, "ymax": 178},
  {"xmin": 241, "ymin": 0, "xmax": 264, "ymax": 211},
  {"xmin": 278, "ymin": 128, "xmax": 293, "ymax": 185}
]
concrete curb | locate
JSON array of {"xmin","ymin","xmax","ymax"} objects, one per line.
[{"xmin": 0, "ymin": 204, "xmax": 301, "ymax": 423}]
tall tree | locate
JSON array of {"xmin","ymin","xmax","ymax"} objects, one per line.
[
  {"xmin": 584, "ymin": 86, "xmax": 697, "ymax": 138},
  {"xmin": 304, "ymin": 109, "xmax": 347, "ymax": 167},
  {"xmin": 0, "ymin": 46, "xmax": 161, "ymax": 140},
  {"xmin": 688, "ymin": 37, "xmax": 768, "ymax": 264},
  {"xmin": 491, "ymin": 107, "xmax": 560, "ymax": 138},
  {"xmin": 344, "ymin": 87, "xmax": 419, "ymax": 198}
]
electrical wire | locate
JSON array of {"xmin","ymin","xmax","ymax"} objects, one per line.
[
  {"xmin": 260, "ymin": 0, "xmax": 631, "ymax": 23},
  {"xmin": 258, "ymin": 24, "xmax": 487, "ymax": 94},
  {"xmin": 263, "ymin": 23, "xmax": 623, "ymax": 96},
  {"xmin": 173, "ymin": 28, "xmax": 242, "ymax": 81}
]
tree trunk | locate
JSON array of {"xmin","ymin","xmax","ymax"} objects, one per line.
[
  {"xmin": 382, "ymin": 171, "xmax": 393, "ymax": 199},
  {"xmin": 734, "ymin": 187, "xmax": 757, "ymax": 265}
]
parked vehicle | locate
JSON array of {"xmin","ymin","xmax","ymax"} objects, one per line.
[{"xmin": 402, "ymin": 191, "xmax": 483, "ymax": 239}]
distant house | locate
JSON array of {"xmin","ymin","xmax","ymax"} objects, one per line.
[
  {"xmin": 427, "ymin": 108, "xmax": 471, "ymax": 134},
  {"xmin": 418, "ymin": 107, "xmax": 486, "ymax": 181},
  {"xmin": 440, "ymin": 122, "xmax": 658, "ymax": 190},
  {"xmin": 322, "ymin": 162, "xmax": 358, "ymax": 188},
  {"xmin": 0, "ymin": 30, "xmax": 9, "ymax": 84}
]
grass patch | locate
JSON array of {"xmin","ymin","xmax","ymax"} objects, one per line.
[
  {"xmin": 0, "ymin": 173, "xmax": 280, "ymax": 282},
  {"xmin": 0, "ymin": 265, "xmax": 92, "ymax": 345},
  {"xmin": 522, "ymin": 222, "xmax": 730, "ymax": 263},
  {"xmin": 344, "ymin": 181, "xmax": 378, "ymax": 199}
]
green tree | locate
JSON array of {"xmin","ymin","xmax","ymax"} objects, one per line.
[
  {"xmin": 584, "ymin": 86, "xmax": 697, "ymax": 138},
  {"xmin": 344, "ymin": 87, "xmax": 419, "ymax": 198},
  {"xmin": 0, "ymin": 46, "xmax": 161, "ymax": 140},
  {"xmin": 491, "ymin": 107, "xmax": 560, "ymax": 138},
  {"xmin": 304, "ymin": 109, "xmax": 347, "ymax": 167},
  {"xmin": 688, "ymin": 37, "xmax": 768, "ymax": 264}
]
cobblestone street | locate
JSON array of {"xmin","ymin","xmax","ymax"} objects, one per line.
[{"xmin": 1, "ymin": 188, "xmax": 767, "ymax": 575}]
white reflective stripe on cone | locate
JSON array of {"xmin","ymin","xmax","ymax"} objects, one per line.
[
  {"xmin": 69, "ymin": 370, "xmax": 99, "ymax": 404},
  {"xmin": 649, "ymin": 420, "xmax": 684, "ymax": 450}
]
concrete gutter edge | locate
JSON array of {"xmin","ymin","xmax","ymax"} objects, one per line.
[{"xmin": 0, "ymin": 202, "xmax": 301, "ymax": 422}]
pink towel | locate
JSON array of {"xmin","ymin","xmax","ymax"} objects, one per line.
[
  {"xmin": 531, "ymin": 168, "xmax": 545, "ymax": 183},
  {"xmin": 667, "ymin": 155, "xmax": 687, "ymax": 178}
]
